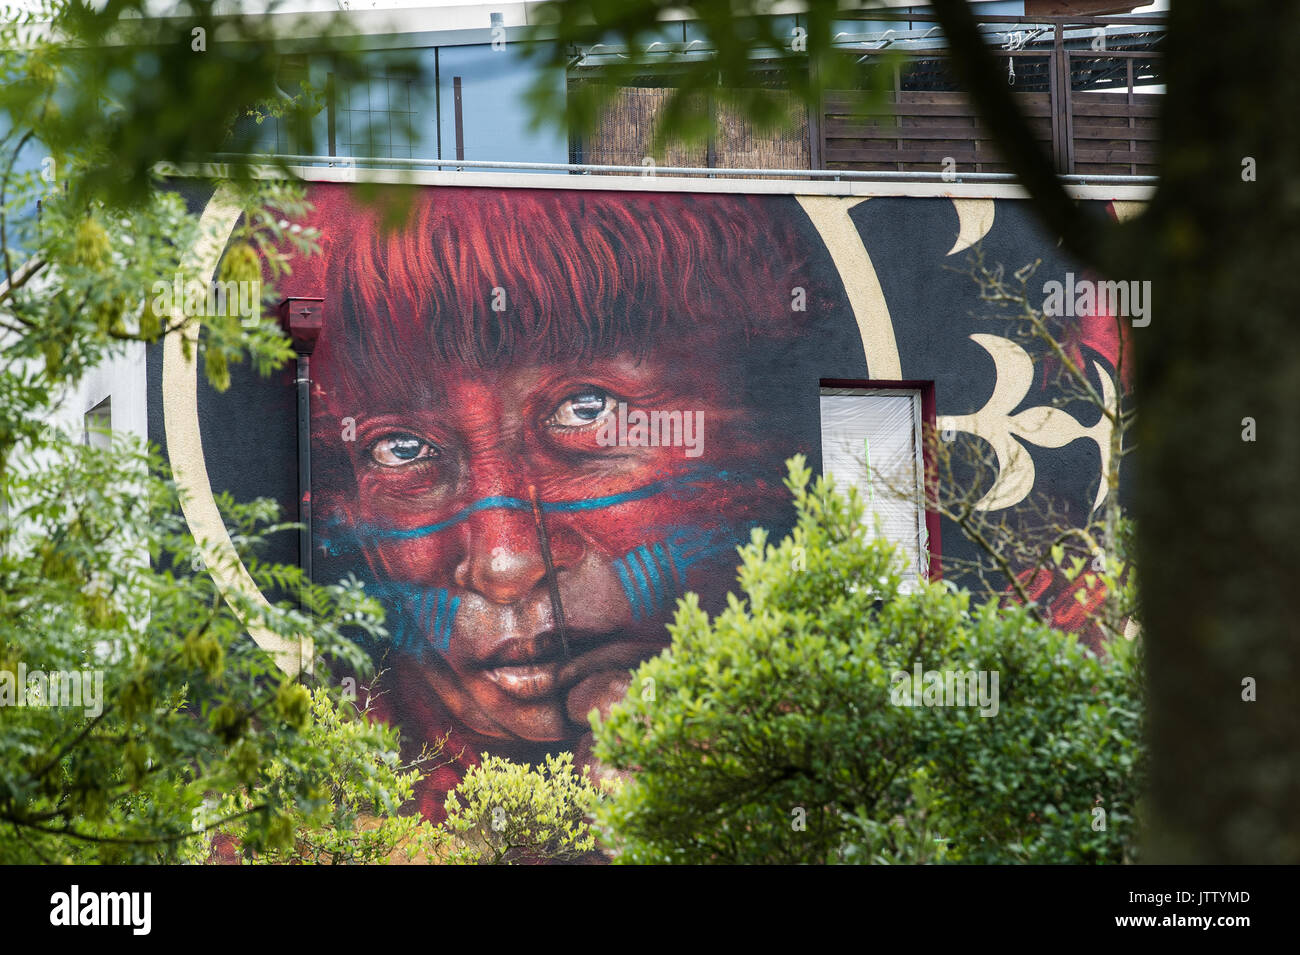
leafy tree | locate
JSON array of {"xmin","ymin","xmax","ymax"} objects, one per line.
[
  {"xmin": 190, "ymin": 695, "xmax": 606, "ymax": 865},
  {"xmin": 591, "ymin": 457, "xmax": 1144, "ymax": 864},
  {"xmin": 184, "ymin": 684, "xmax": 452, "ymax": 865},
  {"xmin": 0, "ymin": 1, "xmax": 425, "ymax": 863},
  {"xmin": 442, "ymin": 752, "xmax": 603, "ymax": 865},
  {"xmin": 0, "ymin": 427, "xmax": 394, "ymax": 861}
]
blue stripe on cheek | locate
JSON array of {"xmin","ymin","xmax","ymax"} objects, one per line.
[
  {"xmin": 627, "ymin": 551, "xmax": 653, "ymax": 617},
  {"xmin": 615, "ymin": 556, "xmax": 642, "ymax": 622},
  {"xmin": 636, "ymin": 546, "xmax": 665, "ymax": 612},
  {"xmin": 614, "ymin": 541, "xmax": 688, "ymax": 622},
  {"xmin": 367, "ymin": 583, "xmax": 460, "ymax": 660},
  {"xmin": 448, "ymin": 597, "xmax": 461, "ymax": 649},
  {"xmin": 433, "ymin": 591, "xmax": 460, "ymax": 652},
  {"xmin": 652, "ymin": 541, "xmax": 678, "ymax": 590},
  {"xmin": 432, "ymin": 589, "xmax": 446, "ymax": 650},
  {"xmin": 415, "ymin": 590, "xmax": 432, "ymax": 652}
]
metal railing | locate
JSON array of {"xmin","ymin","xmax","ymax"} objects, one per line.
[{"xmin": 205, "ymin": 153, "xmax": 1157, "ymax": 185}]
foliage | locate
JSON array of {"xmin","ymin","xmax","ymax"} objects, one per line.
[
  {"xmin": 592, "ymin": 456, "xmax": 1145, "ymax": 864},
  {"xmin": 916, "ymin": 252, "xmax": 1141, "ymax": 646},
  {"xmin": 0, "ymin": 1, "xmax": 424, "ymax": 208},
  {"xmin": 0, "ymin": 1, "xmax": 422, "ymax": 863},
  {"xmin": 184, "ymin": 686, "xmax": 451, "ymax": 865},
  {"xmin": 523, "ymin": 0, "xmax": 896, "ymax": 153},
  {"xmin": 442, "ymin": 752, "xmax": 603, "ymax": 865},
  {"xmin": 0, "ymin": 426, "xmax": 393, "ymax": 862}
]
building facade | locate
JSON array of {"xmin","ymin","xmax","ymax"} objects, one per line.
[
  {"xmin": 146, "ymin": 169, "xmax": 1144, "ymax": 817},
  {"xmin": 56, "ymin": 1, "xmax": 1159, "ymax": 819}
]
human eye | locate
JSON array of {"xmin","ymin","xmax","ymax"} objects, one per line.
[
  {"xmin": 546, "ymin": 386, "xmax": 616, "ymax": 430},
  {"xmin": 368, "ymin": 433, "xmax": 440, "ymax": 467}
]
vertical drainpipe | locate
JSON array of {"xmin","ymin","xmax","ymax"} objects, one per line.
[{"xmin": 277, "ymin": 297, "xmax": 325, "ymax": 591}]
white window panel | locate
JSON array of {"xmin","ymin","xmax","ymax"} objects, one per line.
[
  {"xmin": 84, "ymin": 397, "xmax": 112, "ymax": 451},
  {"xmin": 819, "ymin": 388, "xmax": 927, "ymax": 587}
]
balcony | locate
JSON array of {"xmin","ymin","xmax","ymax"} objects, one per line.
[
  {"xmin": 569, "ymin": 12, "xmax": 1164, "ymax": 182},
  {"xmin": 208, "ymin": 10, "xmax": 1163, "ymax": 187}
]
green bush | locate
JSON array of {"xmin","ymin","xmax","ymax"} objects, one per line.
[
  {"xmin": 184, "ymin": 686, "xmax": 450, "ymax": 865},
  {"xmin": 443, "ymin": 752, "xmax": 602, "ymax": 864},
  {"xmin": 591, "ymin": 456, "xmax": 1145, "ymax": 864}
]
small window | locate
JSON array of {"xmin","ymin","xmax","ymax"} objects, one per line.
[
  {"xmin": 819, "ymin": 387, "xmax": 927, "ymax": 587},
  {"xmin": 84, "ymin": 397, "xmax": 111, "ymax": 451}
]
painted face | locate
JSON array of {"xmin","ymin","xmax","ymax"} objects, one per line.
[{"xmin": 336, "ymin": 346, "xmax": 791, "ymax": 744}]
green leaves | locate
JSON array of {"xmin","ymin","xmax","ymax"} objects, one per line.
[
  {"xmin": 183, "ymin": 686, "xmax": 452, "ymax": 865},
  {"xmin": 68, "ymin": 215, "xmax": 111, "ymax": 269},
  {"xmin": 274, "ymin": 681, "xmax": 312, "ymax": 732},
  {"xmin": 442, "ymin": 752, "xmax": 602, "ymax": 865},
  {"xmin": 591, "ymin": 457, "xmax": 1146, "ymax": 864},
  {"xmin": 0, "ymin": 418, "xmax": 398, "ymax": 861},
  {"xmin": 0, "ymin": 2, "xmax": 439, "ymax": 865},
  {"xmin": 523, "ymin": 1, "xmax": 887, "ymax": 154}
]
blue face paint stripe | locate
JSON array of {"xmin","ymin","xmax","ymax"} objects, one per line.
[
  {"xmin": 352, "ymin": 467, "xmax": 757, "ymax": 546},
  {"xmin": 392, "ymin": 597, "xmax": 409, "ymax": 650},
  {"xmin": 652, "ymin": 541, "xmax": 679, "ymax": 591},
  {"xmin": 432, "ymin": 588, "xmax": 446, "ymax": 650},
  {"xmin": 363, "ymin": 583, "xmax": 462, "ymax": 658},
  {"xmin": 440, "ymin": 590, "xmax": 457, "ymax": 651},
  {"xmin": 362, "ymin": 481, "xmax": 674, "ymax": 543},
  {"xmin": 637, "ymin": 546, "xmax": 665, "ymax": 611},
  {"xmin": 414, "ymin": 591, "xmax": 430, "ymax": 652},
  {"xmin": 319, "ymin": 468, "xmax": 771, "ymax": 558},
  {"xmin": 654, "ymin": 544, "xmax": 678, "ymax": 609},
  {"xmin": 627, "ymin": 549, "xmax": 656, "ymax": 615},
  {"xmin": 614, "ymin": 557, "xmax": 642, "ymax": 621}
]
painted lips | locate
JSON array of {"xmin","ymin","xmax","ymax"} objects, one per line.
[{"xmin": 479, "ymin": 629, "xmax": 660, "ymax": 705}]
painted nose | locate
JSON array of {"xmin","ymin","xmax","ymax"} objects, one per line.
[
  {"xmin": 455, "ymin": 501, "xmax": 549, "ymax": 605},
  {"xmin": 453, "ymin": 490, "xmax": 586, "ymax": 606}
]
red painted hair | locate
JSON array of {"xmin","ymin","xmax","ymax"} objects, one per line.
[{"xmin": 276, "ymin": 184, "xmax": 834, "ymax": 418}]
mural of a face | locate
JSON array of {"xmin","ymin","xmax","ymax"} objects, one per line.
[
  {"xmin": 347, "ymin": 351, "xmax": 787, "ymax": 744},
  {"xmin": 176, "ymin": 184, "xmax": 1129, "ymax": 827},
  {"xmin": 294, "ymin": 185, "xmax": 847, "ymax": 814}
]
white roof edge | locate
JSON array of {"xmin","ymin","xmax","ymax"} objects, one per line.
[
  {"xmin": 99, "ymin": 1, "xmax": 979, "ymax": 46},
  {"xmin": 160, "ymin": 161, "xmax": 1155, "ymax": 202},
  {"xmin": 246, "ymin": 1, "xmax": 915, "ymax": 36}
]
